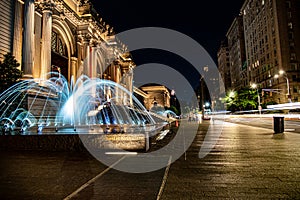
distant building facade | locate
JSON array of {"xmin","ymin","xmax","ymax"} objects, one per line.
[
  {"xmin": 217, "ymin": 40, "xmax": 231, "ymax": 93},
  {"xmin": 139, "ymin": 85, "xmax": 170, "ymax": 111},
  {"xmin": 218, "ymin": 0, "xmax": 300, "ymax": 103},
  {"xmin": 226, "ymin": 16, "xmax": 247, "ymax": 90},
  {"xmin": 242, "ymin": 0, "xmax": 300, "ymax": 103},
  {"xmin": 0, "ymin": 0, "xmax": 134, "ymax": 96}
]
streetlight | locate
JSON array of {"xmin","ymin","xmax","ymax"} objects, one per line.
[
  {"xmin": 251, "ymin": 83, "xmax": 261, "ymax": 117},
  {"xmin": 274, "ymin": 70, "xmax": 291, "ymax": 103},
  {"xmin": 229, "ymin": 91, "xmax": 235, "ymax": 98},
  {"xmin": 197, "ymin": 95, "xmax": 201, "ymax": 112}
]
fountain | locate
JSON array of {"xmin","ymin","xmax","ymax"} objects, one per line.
[{"xmin": 0, "ymin": 73, "xmax": 169, "ymax": 150}]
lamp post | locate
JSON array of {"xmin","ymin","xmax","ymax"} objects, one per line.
[
  {"xmin": 251, "ymin": 83, "xmax": 261, "ymax": 117},
  {"xmin": 274, "ymin": 70, "xmax": 291, "ymax": 103}
]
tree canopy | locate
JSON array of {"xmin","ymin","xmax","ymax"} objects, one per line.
[
  {"xmin": 0, "ymin": 53, "xmax": 23, "ymax": 93},
  {"xmin": 222, "ymin": 88, "xmax": 258, "ymax": 112}
]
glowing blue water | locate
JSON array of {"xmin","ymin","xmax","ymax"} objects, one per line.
[{"xmin": 0, "ymin": 73, "xmax": 163, "ymax": 134}]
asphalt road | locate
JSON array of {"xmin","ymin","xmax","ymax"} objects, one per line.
[{"xmin": 225, "ymin": 115, "xmax": 300, "ymax": 133}]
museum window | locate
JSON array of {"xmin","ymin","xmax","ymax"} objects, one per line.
[
  {"xmin": 293, "ymin": 86, "xmax": 298, "ymax": 93},
  {"xmin": 51, "ymin": 31, "xmax": 67, "ymax": 57},
  {"xmin": 51, "ymin": 32, "xmax": 57, "ymax": 52}
]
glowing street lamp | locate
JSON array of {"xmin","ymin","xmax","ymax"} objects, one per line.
[
  {"xmin": 251, "ymin": 83, "xmax": 261, "ymax": 117},
  {"xmin": 274, "ymin": 70, "xmax": 291, "ymax": 103},
  {"xmin": 229, "ymin": 90, "xmax": 236, "ymax": 98},
  {"xmin": 205, "ymin": 102, "xmax": 210, "ymax": 108}
]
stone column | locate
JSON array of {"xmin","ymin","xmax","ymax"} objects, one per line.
[
  {"xmin": 115, "ymin": 66, "xmax": 120, "ymax": 84},
  {"xmin": 22, "ymin": 0, "xmax": 35, "ymax": 78},
  {"xmin": 128, "ymin": 68, "xmax": 134, "ymax": 106},
  {"xmin": 70, "ymin": 57, "xmax": 78, "ymax": 82},
  {"xmin": 122, "ymin": 67, "xmax": 134, "ymax": 106},
  {"xmin": 113, "ymin": 65, "xmax": 119, "ymax": 104},
  {"xmin": 82, "ymin": 35, "xmax": 91, "ymax": 77},
  {"xmin": 13, "ymin": 0, "xmax": 24, "ymax": 65},
  {"xmin": 90, "ymin": 43, "xmax": 98, "ymax": 78},
  {"xmin": 40, "ymin": 1, "xmax": 55, "ymax": 81},
  {"xmin": 76, "ymin": 35, "xmax": 83, "ymax": 77}
]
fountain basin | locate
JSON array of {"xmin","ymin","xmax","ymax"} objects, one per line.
[{"xmin": 0, "ymin": 133, "xmax": 151, "ymax": 152}]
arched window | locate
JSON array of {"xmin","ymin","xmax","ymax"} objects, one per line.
[{"xmin": 51, "ymin": 31, "xmax": 67, "ymax": 56}]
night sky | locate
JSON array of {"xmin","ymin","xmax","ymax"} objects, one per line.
[{"xmin": 90, "ymin": 0, "xmax": 245, "ymax": 88}]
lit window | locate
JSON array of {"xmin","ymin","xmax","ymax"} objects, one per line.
[
  {"xmin": 58, "ymin": 39, "xmax": 64, "ymax": 55},
  {"xmin": 51, "ymin": 32, "xmax": 57, "ymax": 52},
  {"xmin": 51, "ymin": 31, "xmax": 67, "ymax": 56},
  {"xmin": 291, "ymin": 53, "xmax": 296, "ymax": 60}
]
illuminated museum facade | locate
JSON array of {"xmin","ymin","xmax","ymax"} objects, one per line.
[{"xmin": 0, "ymin": 0, "xmax": 134, "ymax": 96}]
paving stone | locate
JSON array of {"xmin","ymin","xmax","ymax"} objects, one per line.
[
  {"xmin": 1, "ymin": 120, "xmax": 300, "ymax": 199},
  {"xmin": 161, "ymin": 121, "xmax": 300, "ymax": 199}
]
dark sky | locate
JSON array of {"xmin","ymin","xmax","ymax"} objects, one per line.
[{"xmin": 90, "ymin": 0, "xmax": 245, "ymax": 88}]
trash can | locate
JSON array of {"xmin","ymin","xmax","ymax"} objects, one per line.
[{"xmin": 273, "ymin": 116, "xmax": 284, "ymax": 134}]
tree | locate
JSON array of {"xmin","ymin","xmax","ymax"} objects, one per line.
[
  {"xmin": 169, "ymin": 105, "xmax": 180, "ymax": 116},
  {"xmin": 0, "ymin": 53, "xmax": 23, "ymax": 93},
  {"xmin": 222, "ymin": 90, "xmax": 238, "ymax": 112},
  {"xmin": 236, "ymin": 88, "xmax": 258, "ymax": 110},
  {"xmin": 222, "ymin": 88, "xmax": 258, "ymax": 112}
]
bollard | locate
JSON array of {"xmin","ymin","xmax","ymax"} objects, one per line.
[{"xmin": 273, "ymin": 116, "xmax": 284, "ymax": 134}]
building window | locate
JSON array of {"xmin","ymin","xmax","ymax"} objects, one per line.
[
  {"xmin": 291, "ymin": 53, "xmax": 296, "ymax": 61},
  {"xmin": 288, "ymin": 32, "xmax": 294, "ymax": 40},
  {"xmin": 291, "ymin": 63, "xmax": 297, "ymax": 71},
  {"xmin": 58, "ymin": 39, "xmax": 64, "ymax": 55},
  {"xmin": 293, "ymin": 86, "xmax": 298, "ymax": 93},
  {"xmin": 51, "ymin": 32, "xmax": 57, "ymax": 52},
  {"xmin": 292, "ymin": 75, "xmax": 297, "ymax": 81},
  {"xmin": 286, "ymin": 1, "xmax": 291, "ymax": 9},
  {"xmin": 51, "ymin": 31, "xmax": 67, "ymax": 57}
]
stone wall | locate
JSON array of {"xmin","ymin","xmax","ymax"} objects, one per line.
[{"xmin": 0, "ymin": 134, "xmax": 148, "ymax": 152}]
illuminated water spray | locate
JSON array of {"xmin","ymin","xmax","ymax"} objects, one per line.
[{"xmin": 0, "ymin": 73, "xmax": 164, "ymax": 134}]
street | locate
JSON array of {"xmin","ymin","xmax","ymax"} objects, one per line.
[
  {"xmin": 224, "ymin": 114, "xmax": 300, "ymax": 133},
  {"xmin": 1, "ymin": 118, "xmax": 300, "ymax": 199}
]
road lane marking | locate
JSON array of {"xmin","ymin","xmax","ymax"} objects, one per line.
[
  {"xmin": 285, "ymin": 129, "xmax": 296, "ymax": 132},
  {"xmin": 63, "ymin": 156, "xmax": 125, "ymax": 200},
  {"xmin": 105, "ymin": 152, "xmax": 138, "ymax": 155},
  {"xmin": 156, "ymin": 156, "xmax": 172, "ymax": 200},
  {"xmin": 157, "ymin": 130, "xmax": 170, "ymax": 141}
]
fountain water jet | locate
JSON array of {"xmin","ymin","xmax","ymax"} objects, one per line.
[{"xmin": 0, "ymin": 73, "xmax": 167, "ymax": 135}]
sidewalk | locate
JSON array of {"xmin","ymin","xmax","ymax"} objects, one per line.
[
  {"xmin": 161, "ymin": 121, "xmax": 300, "ymax": 199},
  {"xmin": 226, "ymin": 113, "xmax": 300, "ymax": 121}
]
